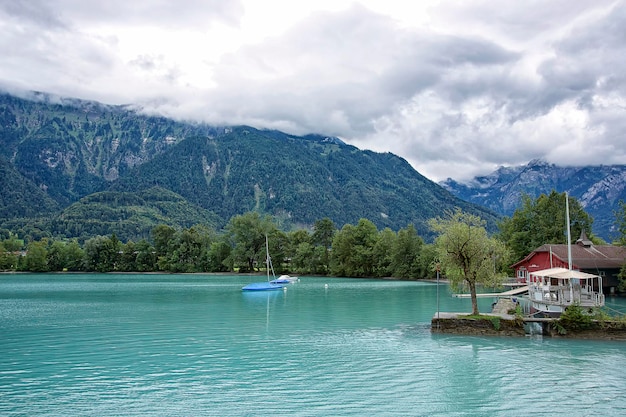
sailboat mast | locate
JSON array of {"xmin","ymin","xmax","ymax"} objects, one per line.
[
  {"xmin": 265, "ymin": 234, "xmax": 270, "ymax": 281},
  {"xmin": 565, "ymin": 192, "xmax": 572, "ymax": 271}
]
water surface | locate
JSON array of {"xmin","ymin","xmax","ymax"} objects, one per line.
[{"xmin": 1, "ymin": 274, "xmax": 625, "ymax": 416}]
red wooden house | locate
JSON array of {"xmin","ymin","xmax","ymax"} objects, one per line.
[{"xmin": 511, "ymin": 231, "xmax": 626, "ymax": 294}]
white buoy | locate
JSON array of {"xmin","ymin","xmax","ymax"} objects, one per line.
[{"xmin": 324, "ymin": 284, "xmax": 328, "ymax": 288}]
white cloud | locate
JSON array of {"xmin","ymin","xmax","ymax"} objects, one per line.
[{"xmin": 1, "ymin": 0, "xmax": 625, "ymax": 182}]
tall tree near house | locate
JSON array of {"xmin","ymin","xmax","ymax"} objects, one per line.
[
  {"xmin": 429, "ymin": 209, "xmax": 509, "ymax": 316},
  {"xmin": 498, "ymin": 191, "xmax": 595, "ymax": 262},
  {"xmin": 614, "ymin": 200, "xmax": 626, "ymax": 246},
  {"xmin": 615, "ymin": 201, "xmax": 626, "ymax": 291}
]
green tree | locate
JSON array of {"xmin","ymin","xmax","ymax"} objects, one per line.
[
  {"xmin": 152, "ymin": 224, "xmax": 176, "ymax": 257},
  {"xmin": 0, "ymin": 242, "xmax": 18, "ymax": 270},
  {"xmin": 207, "ymin": 239, "xmax": 232, "ymax": 272},
  {"xmin": 614, "ymin": 200, "xmax": 626, "ymax": 246},
  {"xmin": 330, "ymin": 223, "xmax": 356, "ymax": 277},
  {"xmin": 391, "ymin": 224, "xmax": 423, "ymax": 278},
  {"xmin": 312, "ymin": 218, "xmax": 335, "ymax": 274},
  {"xmin": 372, "ymin": 228, "xmax": 396, "ymax": 277},
  {"xmin": 83, "ymin": 235, "xmax": 121, "ymax": 272},
  {"xmin": 499, "ymin": 191, "xmax": 594, "ymax": 262},
  {"xmin": 226, "ymin": 212, "xmax": 276, "ymax": 272},
  {"xmin": 615, "ymin": 201, "xmax": 626, "ymax": 291},
  {"xmin": 3, "ymin": 233, "xmax": 23, "ymax": 252},
  {"xmin": 430, "ymin": 209, "xmax": 509, "ymax": 315},
  {"xmin": 618, "ymin": 267, "xmax": 626, "ymax": 293},
  {"xmin": 64, "ymin": 240, "xmax": 85, "ymax": 271},
  {"xmin": 118, "ymin": 240, "xmax": 137, "ymax": 272},
  {"xmin": 47, "ymin": 240, "xmax": 68, "ymax": 271},
  {"xmin": 22, "ymin": 240, "xmax": 49, "ymax": 272},
  {"xmin": 415, "ymin": 243, "xmax": 438, "ymax": 279},
  {"xmin": 292, "ymin": 241, "xmax": 316, "ymax": 274},
  {"xmin": 134, "ymin": 239, "xmax": 157, "ymax": 272},
  {"xmin": 331, "ymin": 219, "xmax": 378, "ymax": 277},
  {"xmin": 166, "ymin": 226, "xmax": 212, "ymax": 272}
]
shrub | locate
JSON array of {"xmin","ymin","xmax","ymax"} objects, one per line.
[{"xmin": 558, "ymin": 304, "xmax": 592, "ymax": 332}]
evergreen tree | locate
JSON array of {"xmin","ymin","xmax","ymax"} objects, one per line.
[{"xmin": 499, "ymin": 191, "xmax": 594, "ymax": 262}]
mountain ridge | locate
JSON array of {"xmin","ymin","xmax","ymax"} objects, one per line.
[
  {"xmin": 0, "ymin": 92, "xmax": 498, "ymax": 242},
  {"xmin": 441, "ymin": 159, "xmax": 626, "ymax": 241}
]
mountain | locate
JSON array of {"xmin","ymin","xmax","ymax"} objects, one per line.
[
  {"xmin": 440, "ymin": 159, "xmax": 626, "ymax": 241},
  {"xmin": 0, "ymin": 155, "xmax": 59, "ymax": 218},
  {"xmin": 0, "ymin": 92, "xmax": 220, "ymax": 206},
  {"xmin": 48, "ymin": 187, "xmax": 221, "ymax": 242},
  {"xmin": 109, "ymin": 127, "xmax": 499, "ymax": 237},
  {"xmin": 0, "ymin": 91, "xmax": 499, "ymax": 241}
]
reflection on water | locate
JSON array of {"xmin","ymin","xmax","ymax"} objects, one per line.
[{"xmin": 1, "ymin": 274, "xmax": 625, "ymax": 416}]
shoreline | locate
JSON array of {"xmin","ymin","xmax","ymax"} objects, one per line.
[{"xmin": 431, "ymin": 312, "xmax": 626, "ymax": 340}]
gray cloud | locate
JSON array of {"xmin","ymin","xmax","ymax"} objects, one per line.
[
  {"xmin": 0, "ymin": 0, "xmax": 244, "ymax": 29},
  {"xmin": 0, "ymin": 0, "xmax": 625, "ymax": 182}
]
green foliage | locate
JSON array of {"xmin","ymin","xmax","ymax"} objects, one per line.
[
  {"xmin": 557, "ymin": 304, "xmax": 593, "ymax": 333},
  {"xmin": 509, "ymin": 303, "xmax": 524, "ymax": 318},
  {"xmin": 226, "ymin": 212, "xmax": 277, "ymax": 273},
  {"xmin": 499, "ymin": 191, "xmax": 594, "ymax": 262},
  {"xmin": 0, "ymin": 156, "xmax": 59, "ymax": 218},
  {"xmin": 330, "ymin": 219, "xmax": 379, "ymax": 277},
  {"xmin": 619, "ymin": 265, "xmax": 626, "ymax": 293},
  {"xmin": 0, "ymin": 242, "xmax": 18, "ymax": 270},
  {"xmin": 311, "ymin": 218, "xmax": 335, "ymax": 274},
  {"xmin": 206, "ymin": 240, "xmax": 232, "ymax": 272},
  {"xmin": 1, "ymin": 94, "xmax": 502, "ymax": 245},
  {"xmin": 21, "ymin": 240, "xmax": 49, "ymax": 272},
  {"xmin": 83, "ymin": 234, "xmax": 121, "ymax": 272},
  {"xmin": 430, "ymin": 209, "xmax": 510, "ymax": 315},
  {"xmin": 64, "ymin": 240, "xmax": 85, "ymax": 271},
  {"xmin": 390, "ymin": 224, "xmax": 424, "ymax": 278},
  {"xmin": 615, "ymin": 200, "xmax": 626, "ymax": 246},
  {"xmin": 489, "ymin": 316, "xmax": 501, "ymax": 331},
  {"xmin": 462, "ymin": 314, "xmax": 501, "ymax": 330},
  {"xmin": 0, "ymin": 93, "xmax": 218, "ymax": 207},
  {"xmin": 47, "ymin": 240, "xmax": 68, "ymax": 271},
  {"xmin": 164, "ymin": 226, "xmax": 213, "ymax": 273},
  {"xmin": 2, "ymin": 233, "xmax": 24, "ymax": 251},
  {"xmin": 48, "ymin": 187, "xmax": 220, "ymax": 243},
  {"xmin": 5, "ymin": 211, "xmax": 434, "ymax": 278}
]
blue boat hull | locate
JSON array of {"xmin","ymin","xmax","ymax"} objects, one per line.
[{"xmin": 241, "ymin": 282, "xmax": 285, "ymax": 291}]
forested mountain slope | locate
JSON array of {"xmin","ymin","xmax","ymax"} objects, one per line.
[
  {"xmin": 0, "ymin": 92, "xmax": 498, "ymax": 241},
  {"xmin": 110, "ymin": 127, "xmax": 498, "ymax": 236},
  {"xmin": 0, "ymin": 93, "xmax": 219, "ymax": 206}
]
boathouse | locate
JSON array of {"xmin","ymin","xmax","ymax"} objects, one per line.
[{"xmin": 511, "ymin": 231, "xmax": 626, "ymax": 294}]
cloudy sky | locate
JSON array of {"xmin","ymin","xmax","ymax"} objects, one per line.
[{"xmin": 1, "ymin": 0, "xmax": 625, "ymax": 182}]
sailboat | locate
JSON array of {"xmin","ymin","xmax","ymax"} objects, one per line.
[
  {"xmin": 526, "ymin": 193, "xmax": 604, "ymax": 316},
  {"xmin": 241, "ymin": 236, "xmax": 287, "ymax": 291}
]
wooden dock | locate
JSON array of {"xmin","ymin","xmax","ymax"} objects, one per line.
[{"xmin": 453, "ymin": 285, "xmax": 528, "ymax": 298}]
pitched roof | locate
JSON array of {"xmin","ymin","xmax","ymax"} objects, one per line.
[
  {"xmin": 529, "ymin": 267, "xmax": 600, "ymax": 280},
  {"xmin": 531, "ymin": 242, "xmax": 626, "ymax": 269}
]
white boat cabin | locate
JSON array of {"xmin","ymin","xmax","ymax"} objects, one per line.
[{"xmin": 528, "ymin": 267, "xmax": 605, "ymax": 316}]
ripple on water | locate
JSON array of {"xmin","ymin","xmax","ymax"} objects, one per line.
[{"xmin": 2, "ymin": 275, "xmax": 626, "ymax": 416}]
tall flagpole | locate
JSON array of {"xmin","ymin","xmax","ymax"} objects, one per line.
[
  {"xmin": 436, "ymin": 263, "xmax": 440, "ymax": 330},
  {"xmin": 565, "ymin": 192, "xmax": 572, "ymax": 271}
]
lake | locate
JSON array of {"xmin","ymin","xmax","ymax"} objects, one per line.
[{"xmin": 1, "ymin": 274, "xmax": 625, "ymax": 416}]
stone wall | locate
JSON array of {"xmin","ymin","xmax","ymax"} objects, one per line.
[
  {"xmin": 543, "ymin": 321, "xmax": 626, "ymax": 340},
  {"xmin": 431, "ymin": 313, "xmax": 526, "ymax": 337},
  {"xmin": 431, "ymin": 313, "xmax": 626, "ymax": 340}
]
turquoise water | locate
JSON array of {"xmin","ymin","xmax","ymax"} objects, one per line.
[{"xmin": 1, "ymin": 274, "xmax": 626, "ymax": 416}]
